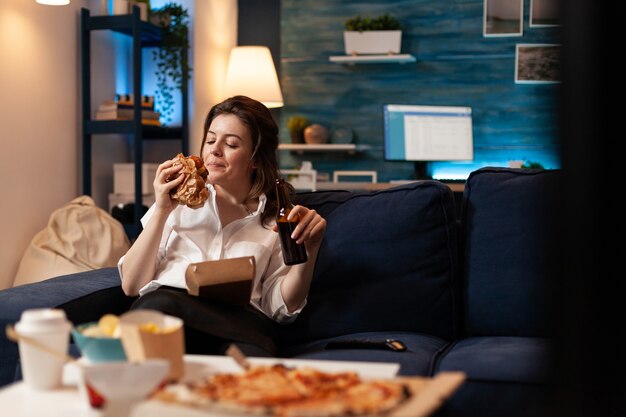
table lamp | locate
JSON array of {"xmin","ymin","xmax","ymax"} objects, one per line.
[
  {"xmin": 223, "ymin": 46, "xmax": 284, "ymax": 109},
  {"xmin": 36, "ymin": 0, "xmax": 70, "ymax": 4}
]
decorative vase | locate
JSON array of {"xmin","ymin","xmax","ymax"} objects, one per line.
[
  {"xmin": 304, "ymin": 124, "xmax": 329, "ymax": 145},
  {"xmin": 343, "ymin": 30, "xmax": 402, "ymax": 55}
]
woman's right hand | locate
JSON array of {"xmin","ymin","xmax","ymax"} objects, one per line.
[
  {"xmin": 121, "ymin": 158, "xmax": 183, "ymax": 296},
  {"xmin": 153, "ymin": 158, "xmax": 185, "ymax": 211}
]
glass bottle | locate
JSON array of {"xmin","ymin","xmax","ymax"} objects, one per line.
[{"xmin": 275, "ymin": 178, "xmax": 308, "ymax": 265}]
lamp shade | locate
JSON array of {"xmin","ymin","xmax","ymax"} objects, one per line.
[
  {"xmin": 36, "ymin": 0, "xmax": 70, "ymax": 4},
  {"xmin": 223, "ymin": 46, "xmax": 284, "ymax": 108}
]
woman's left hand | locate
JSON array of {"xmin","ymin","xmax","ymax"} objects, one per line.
[{"xmin": 273, "ymin": 206, "xmax": 326, "ymax": 248}]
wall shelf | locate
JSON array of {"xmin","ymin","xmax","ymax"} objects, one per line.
[
  {"xmin": 278, "ymin": 143, "xmax": 373, "ymax": 155},
  {"xmin": 329, "ymin": 54, "xmax": 416, "ymax": 64}
]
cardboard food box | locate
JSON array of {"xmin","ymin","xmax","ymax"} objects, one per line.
[
  {"xmin": 185, "ymin": 257, "xmax": 255, "ymax": 306},
  {"xmin": 119, "ymin": 310, "xmax": 185, "ymax": 381}
]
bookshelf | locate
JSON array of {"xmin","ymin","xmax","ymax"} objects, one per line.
[{"xmin": 80, "ymin": 7, "xmax": 189, "ymax": 238}]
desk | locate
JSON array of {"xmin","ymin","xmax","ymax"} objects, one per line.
[
  {"xmin": 0, "ymin": 356, "xmax": 398, "ymax": 417},
  {"xmin": 315, "ymin": 181, "xmax": 465, "ymax": 193},
  {"xmin": 0, "ymin": 355, "xmax": 464, "ymax": 417}
]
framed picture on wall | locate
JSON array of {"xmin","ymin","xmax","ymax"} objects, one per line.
[
  {"xmin": 530, "ymin": 0, "xmax": 561, "ymax": 27},
  {"xmin": 515, "ymin": 44, "xmax": 561, "ymax": 84},
  {"xmin": 483, "ymin": 0, "xmax": 523, "ymax": 37}
]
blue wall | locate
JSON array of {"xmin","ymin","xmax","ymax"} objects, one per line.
[{"xmin": 279, "ymin": 0, "xmax": 561, "ymax": 181}]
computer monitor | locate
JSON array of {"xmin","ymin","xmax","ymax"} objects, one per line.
[{"xmin": 383, "ymin": 104, "xmax": 474, "ymax": 179}]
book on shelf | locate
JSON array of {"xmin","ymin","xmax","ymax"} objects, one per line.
[
  {"xmin": 141, "ymin": 118, "xmax": 162, "ymax": 126},
  {"xmin": 115, "ymin": 94, "xmax": 155, "ymax": 109},
  {"xmin": 93, "ymin": 115, "xmax": 162, "ymax": 126},
  {"xmin": 95, "ymin": 108, "xmax": 161, "ymax": 120},
  {"xmin": 98, "ymin": 100, "xmax": 118, "ymax": 112},
  {"xmin": 93, "ymin": 96, "xmax": 161, "ymax": 125}
]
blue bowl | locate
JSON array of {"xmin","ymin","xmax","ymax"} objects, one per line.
[{"xmin": 71, "ymin": 322, "xmax": 127, "ymax": 363}]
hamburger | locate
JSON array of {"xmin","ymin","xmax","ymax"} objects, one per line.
[{"xmin": 168, "ymin": 153, "xmax": 209, "ymax": 208}]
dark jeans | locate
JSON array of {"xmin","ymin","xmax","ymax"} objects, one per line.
[{"xmin": 129, "ymin": 286, "xmax": 278, "ymax": 357}]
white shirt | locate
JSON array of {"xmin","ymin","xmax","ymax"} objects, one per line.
[{"xmin": 117, "ymin": 184, "xmax": 305, "ymax": 323}]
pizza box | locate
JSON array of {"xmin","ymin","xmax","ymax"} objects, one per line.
[{"xmin": 137, "ymin": 355, "xmax": 466, "ymax": 417}]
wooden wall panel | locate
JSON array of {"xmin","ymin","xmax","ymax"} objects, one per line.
[{"xmin": 279, "ymin": 0, "xmax": 560, "ymax": 180}]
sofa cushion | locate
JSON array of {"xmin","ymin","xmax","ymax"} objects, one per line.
[
  {"xmin": 281, "ymin": 330, "xmax": 450, "ymax": 376},
  {"xmin": 434, "ymin": 335, "xmax": 554, "ymax": 417},
  {"xmin": 282, "ymin": 181, "xmax": 460, "ymax": 345},
  {"xmin": 461, "ymin": 168, "xmax": 562, "ymax": 337},
  {"xmin": 436, "ymin": 336, "xmax": 552, "ymax": 383},
  {"xmin": 435, "ymin": 380, "xmax": 552, "ymax": 417}
]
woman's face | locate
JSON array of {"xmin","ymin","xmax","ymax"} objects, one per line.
[{"xmin": 202, "ymin": 113, "xmax": 256, "ymax": 188}]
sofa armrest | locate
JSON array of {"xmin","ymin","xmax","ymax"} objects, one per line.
[
  {"xmin": 0, "ymin": 267, "xmax": 131, "ymax": 387},
  {"xmin": 1, "ymin": 268, "xmax": 122, "ymax": 316}
]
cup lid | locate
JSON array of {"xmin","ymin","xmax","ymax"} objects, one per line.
[{"xmin": 16, "ymin": 308, "xmax": 70, "ymax": 333}]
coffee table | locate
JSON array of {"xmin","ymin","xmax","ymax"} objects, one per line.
[{"xmin": 0, "ymin": 355, "xmax": 463, "ymax": 417}]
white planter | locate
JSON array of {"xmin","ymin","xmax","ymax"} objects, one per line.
[{"xmin": 343, "ymin": 30, "xmax": 402, "ymax": 55}]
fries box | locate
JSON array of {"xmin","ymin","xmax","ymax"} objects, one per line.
[
  {"xmin": 119, "ymin": 310, "xmax": 184, "ymax": 381},
  {"xmin": 185, "ymin": 256, "xmax": 255, "ymax": 306}
]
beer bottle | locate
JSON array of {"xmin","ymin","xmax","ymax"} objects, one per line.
[{"xmin": 275, "ymin": 177, "xmax": 308, "ymax": 265}]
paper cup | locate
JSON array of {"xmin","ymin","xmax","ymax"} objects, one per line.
[
  {"xmin": 119, "ymin": 309, "xmax": 185, "ymax": 381},
  {"xmin": 15, "ymin": 308, "xmax": 71, "ymax": 390}
]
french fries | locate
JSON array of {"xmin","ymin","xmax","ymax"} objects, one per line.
[
  {"xmin": 80, "ymin": 314, "xmax": 120, "ymax": 338},
  {"xmin": 80, "ymin": 314, "xmax": 178, "ymax": 338}
]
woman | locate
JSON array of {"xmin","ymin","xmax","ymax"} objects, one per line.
[{"xmin": 118, "ymin": 95, "xmax": 326, "ymax": 355}]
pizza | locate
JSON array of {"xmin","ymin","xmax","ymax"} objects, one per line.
[{"xmin": 156, "ymin": 364, "xmax": 411, "ymax": 417}]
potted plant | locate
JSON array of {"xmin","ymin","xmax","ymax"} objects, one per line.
[
  {"xmin": 522, "ymin": 160, "xmax": 545, "ymax": 169},
  {"xmin": 343, "ymin": 13, "xmax": 403, "ymax": 55},
  {"xmin": 150, "ymin": 2, "xmax": 192, "ymax": 125},
  {"xmin": 287, "ymin": 115, "xmax": 310, "ymax": 144}
]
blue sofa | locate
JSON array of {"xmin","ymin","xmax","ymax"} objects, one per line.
[{"xmin": 0, "ymin": 167, "xmax": 561, "ymax": 416}]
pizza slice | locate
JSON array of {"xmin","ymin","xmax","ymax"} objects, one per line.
[{"xmin": 156, "ymin": 364, "xmax": 411, "ymax": 417}]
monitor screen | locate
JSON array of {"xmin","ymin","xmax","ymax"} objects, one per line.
[{"xmin": 383, "ymin": 104, "xmax": 474, "ymax": 162}]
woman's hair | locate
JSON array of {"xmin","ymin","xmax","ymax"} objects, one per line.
[{"xmin": 200, "ymin": 95, "xmax": 293, "ymax": 226}]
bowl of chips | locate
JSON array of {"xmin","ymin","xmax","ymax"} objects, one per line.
[{"xmin": 72, "ymin": 314, "xmax": 127, "ymax": 363}]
